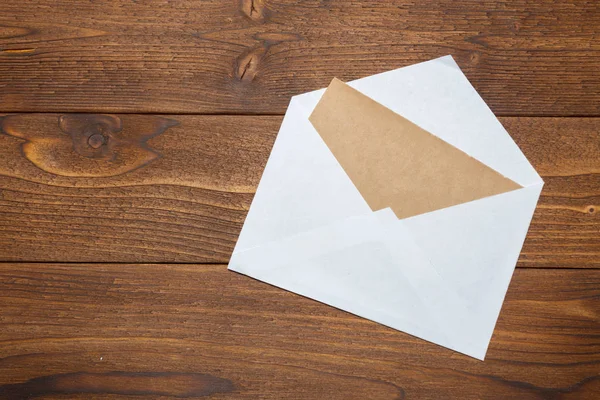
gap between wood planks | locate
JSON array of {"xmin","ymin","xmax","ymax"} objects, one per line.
[
  {"xmin": 1, "ymin": 112, "xmax": 600, "ymax": 118},
  {"xmin": 0, "ymin": 262, "xmax": 597, "ymax": 270}
]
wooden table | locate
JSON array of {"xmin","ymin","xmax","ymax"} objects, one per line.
[{"xmin": 1, "ymin": 1, "xmax": 598, "ymax": 399}]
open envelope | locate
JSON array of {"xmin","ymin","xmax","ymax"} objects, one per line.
[{"xmin": 228, "ymin": 55, "xmax": 544, "ymax": 360}]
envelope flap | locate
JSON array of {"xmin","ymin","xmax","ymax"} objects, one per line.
[
  {"xmin": 231, "ymin": 208, "xmax": 474, "ymax": 356},
  {"xmin": 346, "ymin": 56, "xmax": 542, "ymax": 187},
  {"xmin": 232, "ymin": 97, "xmax": 372, "ymax": 254},
  {"xmin": 399, "ymin": 183, "xmax": 544, "ymax": 357}
]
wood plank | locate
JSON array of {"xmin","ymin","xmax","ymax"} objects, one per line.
[
  {"xmin": 0, "ymin": 114, "xmax": 598, "ymax": 266},
  {"xmin": 0, "ymin": 264, "xmax": 598, "ymax": 399},
  {"xmin": 1, "ymin": 1, "xmax": 599, "ymax": 116}
]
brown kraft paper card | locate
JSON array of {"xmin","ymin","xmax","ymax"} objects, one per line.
[{"xmin": 309, "ymin": 78, "xmax": 522, "ymax": 219}]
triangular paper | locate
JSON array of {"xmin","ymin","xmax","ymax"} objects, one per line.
[{"xmin": 309, "ymin": 78, "xmax": 522, "ymax": 219}]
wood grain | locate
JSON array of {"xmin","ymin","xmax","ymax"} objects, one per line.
[
  {"xmin": 1, "ymin": 1, "xmax": 599, "ymax": 115},
  {"xmin": 1, "ymin": 2, "xmax": 597, "ymax": 399},
  {"xmin": 0, "ymin": 263, "xmax": 598, "ymax": 399},
  {"xmin": 1, "ymin": 114, "xmax": 598, "ymax": 266}
]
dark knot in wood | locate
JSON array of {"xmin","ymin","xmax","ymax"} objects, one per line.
[
  {"xmin": 240, "ymin": 0, "xmax": 268, "ymax": 22},
  {"xmin": 59, "ymin": 114, "xmax": 123, "ymax": 160},
  {"xmin": 0, "ymin": 114, "xmax": 179, "ymax": 177},
  {"xmin": 234, "ymin": 33, "xmax": 301, "ymax": 82},
  {"xmin": 235, "ymin": 45, "xmax": 267, "ymax": 82},
  {"xmin": 88, "ymin": 132, "xmax": 106, "ymax": 149}
]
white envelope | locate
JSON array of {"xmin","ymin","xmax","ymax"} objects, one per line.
[{"xmin": 228, "ymin": 55, "xmax": 543, "ymax": 360}]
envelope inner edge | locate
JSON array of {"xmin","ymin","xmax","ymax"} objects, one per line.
[{"xmin": 308, "ymin": 78, "xmax": 522, "ymax": 220}]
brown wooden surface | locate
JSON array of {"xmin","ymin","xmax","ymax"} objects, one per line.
[
  {"xmin": 1, "ymin": 1, "xmax": 599, "ymax": 399},
  {"xmin": 0, "ymin": 264, "xmax": 598, "ymax": 399},
  {"xmin": 1, "ymin": 0, "xmax": 599, "ymax": 115},
  {"xmin": 1, "ymin": 114, "xmax": 598, "ymax": 266}
]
